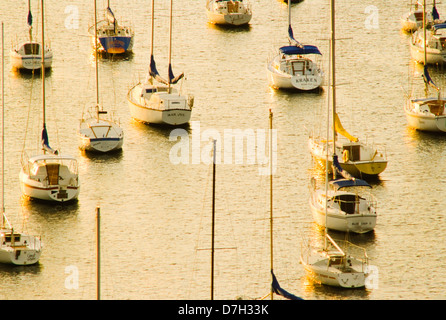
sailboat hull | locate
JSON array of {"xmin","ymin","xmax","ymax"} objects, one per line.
[
  {"xmin": 301, "ymin": 258, "xmax": 366, "ymax": 288},
  {"xmin": 79, "ymin": 119, "xmax": 124, "ymax": 153},
  {"xmin": 19, "ymin": 174, "xmax": 80, "ymax": 202},
  {"xmin": 127, "ymin": 84, "xmax": 192, "ymax": 126},
  {"xmin": 405, "ymin": 110, "xmax": 446, "ymax": 132},
  {"xmin": 0, "ymin": 234, "xmax": 42, "ymax": 265},
  {"xmin": 266, "ymin": 56, "xmax": 323, "ymax": 91},
  {"xmin": 98, "ymin": 35, "xmax": 133, "ymax": 54},
  {"xmin": 309, "ymin": 199, "xmax": 376, "ymax": 234}
]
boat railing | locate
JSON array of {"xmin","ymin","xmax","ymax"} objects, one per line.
[
  {"xmin": 332, "ymin": 191, "xmax": 377, "ymax": 215},
  {"xmin": 333, "ymin": 238, "xmax": 369, "ymax": 271}
]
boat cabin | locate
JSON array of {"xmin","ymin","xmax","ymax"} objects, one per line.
[
  {"xmin": 413, "ymin": 98, "xmax": 446, "ymax": 116},
  {"xmin": 15, "ymin": 42, "xmax": 41, "ymax": 56}
]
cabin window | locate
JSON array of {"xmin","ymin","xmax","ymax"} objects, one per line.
[
  {"xmin": 343, "ymin": 145, "xmax": 360, "ymax": 161},
  {"xmin": 24, "ymin": 43, "xmax": 40, "ymax": 55}
]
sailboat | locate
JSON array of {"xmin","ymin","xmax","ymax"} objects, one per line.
[
  {"xmin": 266, "ymin": 2, "xmax": 323, "ymax": 91},
  {"xmin": 205, "ymin": 0, "xmax": 252, "ymax": 26},
  {"xmin": 79, "ymin": 0, "xmax": 124, "ymax": 153},
  {"xmin": 19, "ymin": 0, "xmax": 80, "ymax": 203},
  {"xmin": 300, "ymin": 2, "xmax": 370, "ymax": 287},
  {"xmin": 10, "ymin": 0, "xmax": 52, "ymax": 71},
  {"xmin": 88, "ymin": 0, "xmax": 134, "ymax": 54},
  {"xmin": 401, "ymin": 0, "xmax": 435, "ymax": 33},
  {"xmin": 409, "ymin": 1, "xmax": 446, "ymax": 65},
  {"xmin": 0, "ymin": 22, "xmax": 42, "ymax": 265},
  {"xmin": 307, "ymin": 1, "xmax": 386, "ymax": 179},
  {"xmin": 127, "ymin": 0, "xmax": 193, "ymax": 126},
  {"xmin": 405, "ymin": 2, "xmax": 446, "ymax": 133}
]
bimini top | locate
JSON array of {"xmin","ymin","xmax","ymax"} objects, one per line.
[
  {"xmin": 329, "ymin": 178, "xmax": 371, "ymax": 191},
  {"xmin": 279, "ymin": 45, "xmax": 322, "ymax": 56}
]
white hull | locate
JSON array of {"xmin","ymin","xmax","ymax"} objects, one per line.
[
  {"xmin": 79, "ymin": 118, "xmax": 124, "ymax": 153},
  {"xmin": 127, "ymin": 83, "xmax": 192, "ymax": 126},
  {"xmin": 10, "ymin": 50, "xmax": 52, "ymax": 70},
  {"xmin": 0, "ymin": 232, "xmax": 42, "ymax": 265},
  {"xmin": 300, "ymin": 235, "xmax": 368, "ymax": 288},
  {"xmin": 206, "ymin": 0, "xmax": 252, "ymax": 26},
  {"xmin": 405, "ymin": 98, "xmax": 446, "ymax": 132},
  {"xmin": 300, "ymin": 254, "xmax": 366, "ymax": 288},
  {"xmin": 410, "ymin": 42, "xmax": 446, "ymax": 65},
  {"xmin": 20, "ymin": 154, "xmax": 80, "ymax": 202},
  {"xmin": 206, "ymin": 12, "xmax": 252, "ymax": 26},
  {"xmin": 309, "ymin": 197, "xmax": 376, "ymax": 234},
  {"xmin": 266, "ymin": 55, "xmax": 323, "ymax": 91}
]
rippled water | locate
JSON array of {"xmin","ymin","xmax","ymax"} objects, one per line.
[{"xmin": 0, "ymin": 0, "xmax": 446, "ymax": 300}]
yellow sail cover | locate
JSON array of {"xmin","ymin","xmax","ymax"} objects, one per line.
[{"xmin": 334, "ymin": 113, "xmax": 358, "ymax": 142}]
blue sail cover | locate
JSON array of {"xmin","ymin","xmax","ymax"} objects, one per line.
[
  {"xmin": 168, "ymin": 64, "xmax": 184, "ymax": 85},
  {"xmin": 287, "ymin": 25, "xmax": 302, "ymax": 47},
  {"xmin": 433, "ymin": 5, "xmax": 440, "ymax": 20},
  {"xmin": 332, "ymin": 154, "xmax": 353, "ymax": 180},
  {"xmin": 279, "ymin": 45, "xmax": 321, "ymax": 56},
  {"xmin": 433, "ymin": 23, "xmax": 446, "ymax": 31},
  {"xmin": 27, "ymin": 11, "xmax": 33, "ymax": 27},
  {"xmin": 271, "ymin": 271, "xmax": 303, "ymax": 300},
  {"xmin": 330, "ymin": 178, "xmax": 371, "ymax": 191},
  {"xmin": 148, "ymin": 55, "xmax": 168, "ymax": 85},
  {"xmin": 423, "ymin": 65, "xmax": 439, "ymax": 90},
  {"xmin": 41, "ymin": 125, "xmax": 58, "ymax": 155}
]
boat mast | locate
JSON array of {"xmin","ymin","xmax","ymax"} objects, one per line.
[
  {"xmin": 211, "ymin": 139, "xmax": 216, "ymax": 300},
  {"xmin": 41, "ymin": 0, "xmax": 46, "ymax": 134},
  {"xmin": 168, "ymin": 0, "xmax": 173, "ymax": 93},
  {"xmin": 94, "ymin": 0, "xmax": 100, "ymax": 120},
  {"xmin": 96, "ymin": 206, "xmax": 101, "ymax": 300},
  {"xmin": 330, "ymin": 0, "xmax": 336, "ymax": 161},
  {"xmin": 1, "ymin": 23, "xmax": 4, "ymax": 229},
  {"xmin": 269, "ymin": 110, "xmax": 274, "ymax": 300}
]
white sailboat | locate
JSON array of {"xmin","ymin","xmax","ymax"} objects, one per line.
[
  {"xmin": 301, "ymin": 2, "xmax": 370, "ymax": 285},
  {"xmin": 307, "ymin": 0, "xmax": 386, "ymax": 179},
  {"xmin": 20, "ymin": 0, "xmax": 80, "ymax": 203},
  {"xmin": 0, "ymin": 22, "xmax": 42, "ymax": 265},
  {"xmin": 405, "ymin": 2, "xmax": 446, "ymax": 133},
  {"xmin": 309, "ymin": 174, "xmax": 377, "ymax": 234},
  {"xmin": 127, "ymin": 0, "xmax": 193, "ymax": 126},
  {"xmin": 88, "ymin": 0, "xmax": 134, "ymax": 54},
  {"xmin": 266, "ymin": 2, "xmax": 323, "ymax": 91},
  {"xmin": 79, "ymin": 0, "xmax": 124, "ymax": 153},
  {"xmin": 409, "ymin": 1, "xmax": 446, "ymax": 65},
  {"xmin": 205, "ymin": 0, "xmax": 252, "ymax": 26},
  {"xmin": 401, "ymin": 1, "xmax": 435, "ymax": 33},
  {"xmin": 10, "ymin": 0, "xmax": 52, "ymax": 71}
]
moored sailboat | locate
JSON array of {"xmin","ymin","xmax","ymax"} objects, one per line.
[
  {"xmin": 127, "ymin": 0, "xmax": 193, "ymax": 126},
  {"xmin": 205, "ymin": 0, "xmax": 252, "ymax": 26},
  {"xmin": 20, "ymin": 0, "xmax": 80, "ymax": 203},
  {"xmin": 266, "ymin": 2, "xmax": 323, "ymax": 91},
  {"xmin": 10, "ymin": 0, "xmax": 52, "ymax": 71},
  {"xmin": 88, "ymin": 1, "xmax": 134, "ymax": 54},
  {"xmin": 79, "ymin": 0, "xmax": 124, "ymax": 153}
]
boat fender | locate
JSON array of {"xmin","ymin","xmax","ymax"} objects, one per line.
[{"xmin": 343, "ymin": 149, "xmax": 349, "ymax": 163}]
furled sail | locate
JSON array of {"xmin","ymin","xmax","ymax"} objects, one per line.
[
  {"xmin": 422, "ymin": 66, "xmax": 440, "ymax": 91},
  {"xmin": 41, "ymin": 125, "xmax": 58, "ymax": 155},
  {"xmin": 332, "ymin": 154, "xmax": 353, "ymax": 180},
  {"xmin": 287, "ymin": 25, "xmax": 303, "ymax": 48},
  {"xmin": 106, "ymin": 7, "xmax": 118, "ymax": 33},
  {"xmin": 334, "ymin": 113, "xmax": 358, "ymax": 142},
  {"xmin": 168, "ymin": 64, "xmax": 184, "ymax": 85},
  {"xmin": 433, "ymin": 5, "xmax": 440, "ymax": 21},
  {"xmin": 148, "ymin": 55, "xmax": 168, "ymax": 85},
  {"xmin": 271, "ymin": 271, "xmax": 303, "ymax": 300},
  {"xmin": 27, "ymin": 11, "xmax": 33, "ymax": 27}
]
